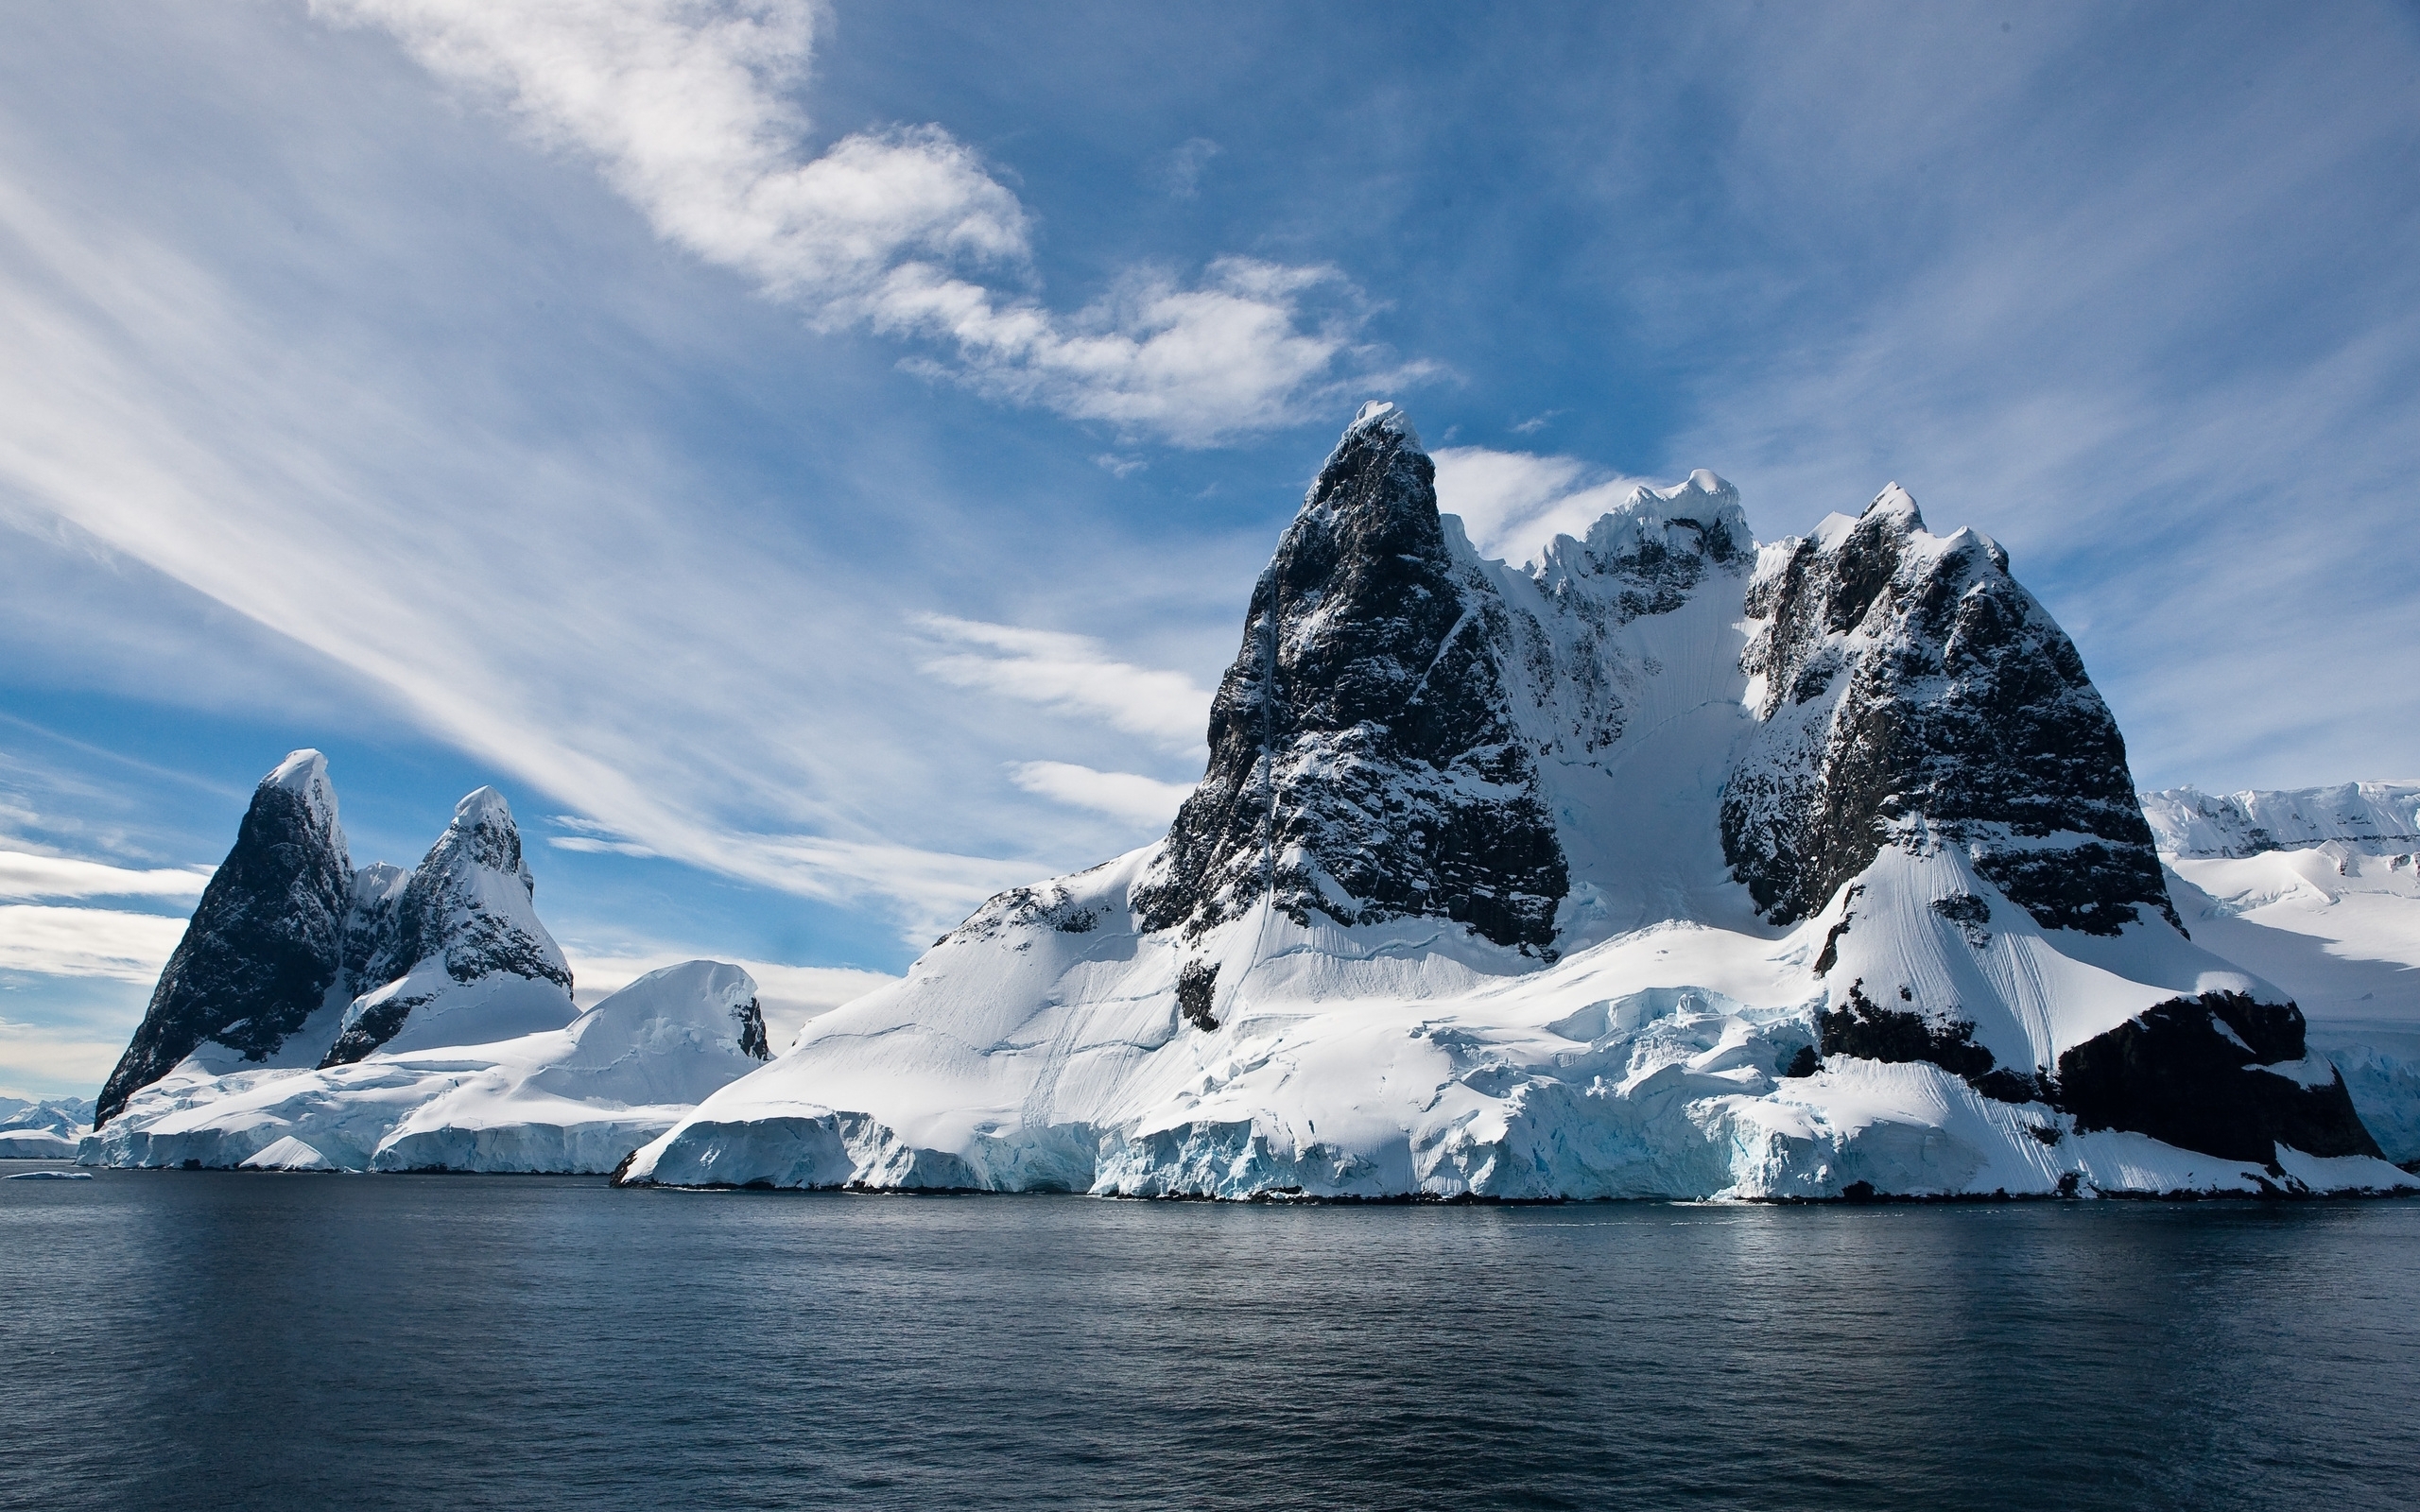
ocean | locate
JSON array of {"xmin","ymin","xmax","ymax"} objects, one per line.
[{"xmin": 5, "ymin": 1170, "xmax": 2415, "ymax": 1510}]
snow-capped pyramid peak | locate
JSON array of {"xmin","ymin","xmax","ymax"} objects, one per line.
[
  {"xmin": 438, "ymin": 785, "xmax": 532, "ymax": 892},
  {"xmin": 1867, "ymin": 481, "xmax": 1924, "ymax": 526},
  {"xmin": 1346, "ymin": 397, "xmax": 1420, "ymax": 448},
  {"xmin": 320, "ymin": 783, "xmax": 572, "ymax": 1065},
  {"xmin": 265, "ymin": 747, "xmax": 339, "ymax": 826},
  {"xmin": 95, "ymin": 752, "xmax": 357, "ymax": 1124}
]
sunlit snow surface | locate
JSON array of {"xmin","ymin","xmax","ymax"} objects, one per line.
[
  {"xmin": 625, "ymin": 836, "xmax": 2411, "ymax": 1199},
  {"xmin": 85, "ymin": 962, "xmax": 768, "ymax": 1173},
  {"xmin": 2137, "ymin": 784, "xmax": 2420, "ymax": 1163}
]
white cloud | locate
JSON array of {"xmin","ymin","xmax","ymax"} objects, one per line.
[
  {"xmin": 1431, "ymin": 446, "xmax": 1660, "ymax": 565},
  {"xmin": 1011, "ymin": 761, "xmax": 1193, "ymax": 827},
  {"xmin": 315, "ymin": 1, "xmax": 1408, "ymax": 446},
  {"xmin": 0, "ymin": 849, "xmax": 212, "ymax": 902},
  {"xmin": 0, "ymin": 905, "xmax": 187, "ymax": 983},
  {"xmin": 0, "ymin": 1018, "xmax": 128, "ymax": 1098},
  {"xmin": 918, "ymin": 614, "xmax": 1213, "ymax": 751}
]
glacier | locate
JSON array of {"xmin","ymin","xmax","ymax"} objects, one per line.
[
  {"xmin": 83, "ymin": 754, "xmax": 775, "ymax": 1174},
  {"xmin": 2145, "ymin": 783, "xmax": 2420, "ymax": 1164},
  {"xmin": 87, "ymin": 960, "xmax": 771, "ymax": 1174},
  {"xmin": 623, "ymin": 404, "xmax": 2414, "ymax": 1200}
]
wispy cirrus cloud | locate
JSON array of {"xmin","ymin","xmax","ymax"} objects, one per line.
[
  {"xmin": 918, "ymin": 614, "xmax": 1212, "ymax": 752},
  {"xmin": 1010, "ymin": 761, "xmax": 1193, "ymax": 828},
  {"xmin": 0, "ymin": 904, "xmax": 187, "ymax": 983},
  {"xmin": 0, "ymin": 850, "xmax": 212, "ymax": 902},
  {"xmin": 314, "ymin": 1, "xmax": 1420, "ymax": 445}
]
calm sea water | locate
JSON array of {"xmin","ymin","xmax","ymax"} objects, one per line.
[{"xmin": 4, "ymin": 1171, "xmax": 2416, "ymax": 1511}]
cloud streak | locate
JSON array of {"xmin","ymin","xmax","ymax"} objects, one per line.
[
  {"xmin": 918, "ymin": 615, "xmax": 1213, "ymax": 752},
  {"xmin": 1010, "ymin": 761, "xmax": 1193, "ymax": 828},
  {"xmin": 316, "ymin": 0, "xmax": 1411, "ymax": 445},
  {"xmin": 0, "ymin": 904, "xmax": 187, "ymax": 983},
  {"xmin": 0, "ymin": 849, "xmax": 212, "ymax": 902}
]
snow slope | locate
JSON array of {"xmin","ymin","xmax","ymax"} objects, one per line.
[
  {"xmin": 625, "ymin": 409, "xmax": 2409, "ymax": 1200},
  {"xmin": 2144, "ymin": 783, "xmax": 2420, "ymax": 1162},
  {"xmin": 628, "ymin": 841, "xmax": 2406, "ymax": 1198},
  {"xmin": 85, "ymin": 961, "xmax": 769, "ymax": 1173},
  {"xmin": 0, "ymin": 1097, "xmax": 94, "ymax": 1159}
]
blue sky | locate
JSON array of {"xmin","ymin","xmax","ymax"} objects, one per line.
[{"xmin": 4, "ymin": 1, "xmax": 2416, "ymax": 1098}]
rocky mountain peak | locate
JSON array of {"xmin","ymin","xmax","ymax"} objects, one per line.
[
  {"xmin": 95, "ymin": 750, "xmax": 356, "ymax": 1125},
  {"xmin": 1723, "ymin": 485, "xmax": 2174, "ymax": 936},
  {"xmin": 1133, "ymin": 404, "xmax": 1567, "ymax": 953},
  {"xmin": 439, "ymin": 786, "xmax": 533, "ymax": 893},
  {"xmin": 322, "ymin": 785, "xmax": 571, "ymax": 1065},
  {"xmin": 1529, "ymin": 470, "xmax": 1752, "ymax": 625}
]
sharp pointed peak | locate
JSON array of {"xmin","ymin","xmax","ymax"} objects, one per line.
[
  {"xmin": 1344, "ymin": 399, "xmax": 1422, "ymax": 451},
  {"xmin": 450, "ymin": 785, "xmax": 514, "ymax": 827}
]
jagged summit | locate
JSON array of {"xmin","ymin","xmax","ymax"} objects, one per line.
[
  {"xmin": 1342, "ymin": 396, "xmax": 1420, "ymax": 450},
  {"xmin": 97, "ymin": 756, "xmax": 578, "ymax": 1121},
  {"xmin": 96, "ymin": 750, "xmax": 354, "ymax": 1125},
  {"xmin": 92, "ymin": 765, "xmax": 774, "ymax": 1174},
  {"xmin": 1723, "ymin": 481, "xmax": 2173, "ymax": 936},
  {"xmin": 1133, "ymin": 403, "xmax": 1567, "ymax": 952},
  {"xmin": 623, "ymin": 404, "xmax": 2405, "ymax": 1201},
  {"xmin": 322, "ymin": 784, "xmax": 572, "ymax": 1066}
]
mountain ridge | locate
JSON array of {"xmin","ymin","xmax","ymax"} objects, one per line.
[{"xmin": 618, "ymin": 406, "xmax": 2406, "ymax": 1199}]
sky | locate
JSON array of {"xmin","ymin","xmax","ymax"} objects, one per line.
[{"xmin": 3, "ymin": 1, "xmax": 2416, "ymax": 1100}]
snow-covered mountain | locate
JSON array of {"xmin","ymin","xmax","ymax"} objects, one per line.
[
  {"xmin": 2144, "ymin": 783, "xmax": 2420, "ymax": 859},
  {"xmin": 95, "ymin": 752, "xmax": 578, "ymax": 1125},
  {"xmin": 0, "ymin": 1097, "xmax": 95, "ymax": 1159},
  {"xmin": 621, "ymin": 405, "xmax": 2411, "ymax": 1199},
  {"xmin": 95, "ymin": 751, "xmax": 355, "ymax": 1125},
  {"xmin": 2142, "ymin": 783, "xmax": 2420, "ymax": 1164},
  {"xmin": 89, "ymin": 960, "xmax": 770, "ymax": 1173},
  {"xmin": 87, "ymin": 757, "xmax": 769, "ymax": 1172}
]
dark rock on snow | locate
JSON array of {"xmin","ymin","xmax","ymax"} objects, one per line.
[
  {"xmin": 1134, "ymin": 404, "xmax": 1567, "ymax": 952},
  {"xmin": 95, "ymin": 754, "xmax": 351, "ymax": 1126}
]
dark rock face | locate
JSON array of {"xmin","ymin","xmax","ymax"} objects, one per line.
[
  {"xmin": 1817, "ymin": 981, "xmax": 2042, "ymax": 1104},
  {"xmin": 96, "ymin": 759, "xmax": 352, "ymax": 1125},
  {"xmin": 734, "ymin": 997, "xmax": 771, "ymax": 1060},
  {"xmin": 1133, "ymin": 405, "xmax": 1567, "ymax": 952},
  {"xmin": 1723, "ymin": 488, "xmax": 2176, "ymax": 936},
  {"xmin": 1177, "ymin": 962, "xmax": 1220, "ymax": 1031},
  {"xmin": 2058, "ymin": 992, "xmax": 2382, "ymax": 1163}
]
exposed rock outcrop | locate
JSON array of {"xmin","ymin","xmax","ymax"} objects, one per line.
[
  {"xmin": 1133, "ymin": 402, "xmax": 1568, "ymax": 953},
  {"xmin": 1722, "ymin": 487, "xmax": 2175, "ymax": 936},
  {"xmin": 320, "ymin": 787, "xmax": 573, "ymax": 1066},
  {"xmin": 95, "ymin": 752, "xmax": 353, "ymax": 1125}
]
